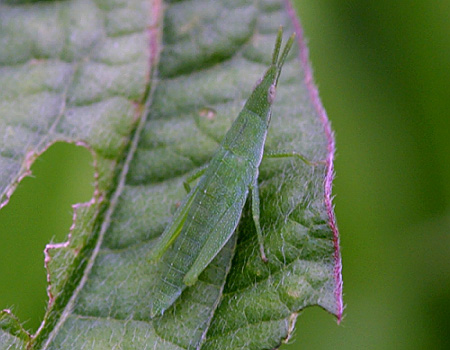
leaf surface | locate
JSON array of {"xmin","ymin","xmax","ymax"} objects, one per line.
[{"xmin": 0, "ymin": 0, "xmax": 342, "ymax": 349}]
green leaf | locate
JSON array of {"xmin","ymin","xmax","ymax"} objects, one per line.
[{"xmin": 0, "ymin": 0, "xmax": 343, "ymax": 349}]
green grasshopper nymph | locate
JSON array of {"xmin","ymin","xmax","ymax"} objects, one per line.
[{"xmin": 148, "ymin": 28, "xmax": 312, "ymax": 316}]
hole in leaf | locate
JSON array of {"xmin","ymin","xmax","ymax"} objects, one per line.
[{"xmin": 0, "ymin": 142, "xmax": 94, "ymax": 333}]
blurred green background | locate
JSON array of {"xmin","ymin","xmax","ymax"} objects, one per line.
[{"xmin": 1, "ymin": 0, "xmax": 449, "ymax": 348}]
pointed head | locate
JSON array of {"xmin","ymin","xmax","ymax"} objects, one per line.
[{"xmin": 244, "ymin": 27, "xmax": 296, "ymax": 123}]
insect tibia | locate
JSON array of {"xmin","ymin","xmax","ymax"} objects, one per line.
[
  {"xmin": 264, "ymin": 151, "xmax": 323, "ymax": 167},
  {"xmin": 250, "ymin": 182, "xmax": 269, "ymax": 263}
]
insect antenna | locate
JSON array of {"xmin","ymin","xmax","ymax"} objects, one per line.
[
  {"xmin": 275, "ymin": 32, "xmax": 296, "ymax": 84},
  {"xmin": 272, "ymin": 26, "xmax": 283, "ymax": 65}
]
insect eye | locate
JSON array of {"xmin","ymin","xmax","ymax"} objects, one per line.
[{"xmin": 267, "ymin": 84, "xmax": 277, "ymax": 103}]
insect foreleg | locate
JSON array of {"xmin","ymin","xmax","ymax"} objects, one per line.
[
  {"xmin": 264, "ymin": 151, "xmax": 324, "ymax": 166},
  {"xmin": 250, "ymin": 180, "xmax": 268, "ymax": 263},
  {"xmin": 183, "ymin": 165, "xmax": 208, "ymax": 192}
]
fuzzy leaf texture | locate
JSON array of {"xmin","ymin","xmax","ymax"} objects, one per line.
[{"xmin": 0, "ymin": 0, "xmax": 343, "ymax": 349}]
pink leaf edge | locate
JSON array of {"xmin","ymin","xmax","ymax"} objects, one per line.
[{"xmin": 285, "ymin": 0, "xmax": 344, "ymax": 323}]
